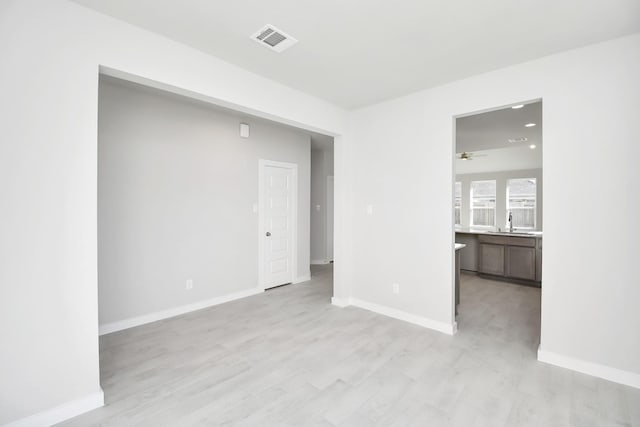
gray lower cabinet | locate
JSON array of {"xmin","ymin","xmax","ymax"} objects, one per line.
[
  {"xmin": 455, "ymin": 233, "xmax": 478, "ymax": 271},
  {"xmin": 505, "ymin": 246, "xmax": 536, "ymax": 280},
  {"xmin": 478, "ymin": 243, "xmax": 505, "ymax": 276},
  {"xmin": 535, "ymin": 238, "xmax": 542, "ymax": 281},
  {"xmin": 477, "ymin": 234, "xmax": 541, "ymax": 284}
]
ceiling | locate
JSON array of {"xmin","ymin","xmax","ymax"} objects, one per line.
[
  {"xmin": 456, "ymin": 101, "xmax": 542, "ymax": 153},
  {"xmin": 71, "ymin": 0, "xmax": 640, "ymax": 109},
  {"xmin": 456, "ymin": 101, "xmax": 542, "ymax": 174}
]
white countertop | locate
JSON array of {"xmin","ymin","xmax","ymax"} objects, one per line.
[
  {"xmin": 456, "ymin": 228, "xmax": 542, "ymax": 237},
  {"xmin": 455, "ymin": 243, "xmax": 466, "ymax": 251}
]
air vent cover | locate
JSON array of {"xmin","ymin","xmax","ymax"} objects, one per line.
[{"xmin": 251, "ymin": 25, "xmax": 298, "ymax": 53}]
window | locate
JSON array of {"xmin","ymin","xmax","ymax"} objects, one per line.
[
  {"xmin": 471, "ymin": 180, "xmax": 496, "ymax": 227},
  {"xmin": 454, "ymin": 182, "xmax": 462, "ymax": 225},
  {"xmin": 507, "ymin": 178, "xmax": 536, "ymax": 229}
]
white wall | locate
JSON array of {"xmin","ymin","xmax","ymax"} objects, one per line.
[
  {"xmin": 98, "ymin": 77, "xmax": 310, "ymax": 327},
  {"xmin": 456, "ymin": 169, "xmax": 543, "ymax": 231},
  {"xmin": 310, "ymin": 147, "xmax": 334, "ymax": 264},
  {"xmin": 0, "ymin": 0, "xmax": 346, "ymax": 424},
  {"xmin": 1, "ymin": 0, "xmax": 638, "ymax": 424},
  {"xmin": 347, "ymin": 33, "xmax": 640, "ymax": 384}
]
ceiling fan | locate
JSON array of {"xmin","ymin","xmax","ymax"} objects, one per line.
[{"xmin": 457, "ymin": 151, "xmax": 487, "ymax": 161}]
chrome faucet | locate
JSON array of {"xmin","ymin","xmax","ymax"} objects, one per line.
[{"xmin": 508, "ymin": 211, "xmax": 513, "ymax": 233}]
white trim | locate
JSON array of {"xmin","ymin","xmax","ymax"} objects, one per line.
[
  {"xmin": 331, "ymin": 297, "xmax": 456, "ymax": 335},
  {"xmin": 326, "ymin": 175, "xmax": 334, "ymax": 263},
  {"xmin": 310, "ymin": 259, "xmax": 329, "ymax": 265},
  {"xmin": 5, "ymin": 390, "xmax": 104, "ymax": 427},
  {"xmin": 99, "ymin": 288, "xmax": 263, "ymax": 335},
  {"xmin": 293, "ymin": 272, "xmax": 311, "ymax": 284},
  {"xmin": 537, "ymin": 347, "xmax": 640, "ymax": 389},
  {"xmin": 331, "ymin": 296, "xmax": 352, "ymax": 307},
  {"xmin": 258, "ymin": 159, "xmax": 298, "ymax": 291}
]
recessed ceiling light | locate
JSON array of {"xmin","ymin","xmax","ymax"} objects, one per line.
[
  {"xmin": 525, "ymin": 123, "xmax": 536, "ymax": 127},
  {"xmin": 511, "ymin": 104, "xmax": 524, "ymax": 109},
  {"xmin": 529, "ymin": 144, "xmax": 536, "ymax": 149}
]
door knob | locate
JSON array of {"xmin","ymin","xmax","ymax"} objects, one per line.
[{"xmin": 266, "ymin": 232, "xmax": 271, "ymax": 236}]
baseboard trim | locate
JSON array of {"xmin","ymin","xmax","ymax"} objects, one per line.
[
  {"xmin": 310, "ymin": 259, "xmax": 329, "ymax": 265},
  {"xmin": 331, "ymin": 297, "xmax": 456, "ymax": 335},
  {"xmin": 5, "ymin": 389, "xmax": 104, "ymax": 427},
  {"xmin": 331, "ymin": 296, "xmax": 352, "ymax": 307},
  {"xmin": 538, "ymin": 347, "xmax": 640, "ymax": 389},
  {"xmin": 293, "ymin": 273, "xmax": 311, "ymax": 284},
  {"xmin": 99, "ymin": 288, "xmax": 264, "ymax": 335}
]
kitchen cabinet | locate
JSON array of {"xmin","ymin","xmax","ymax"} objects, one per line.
[
  {"xmin": 477, "ymin": 234, "xmax": 541, "ymax": 285},
  {"xmin": 535, "ymin": 237, "xmax": 542, "ymax": 282},
  {"xmin": 455, "ymin": 243, "xmax": 466, "ymax": 316},
  {"xmin": 478, "ymin": 243, "xmax": 505, "ymax": 276},
  {"xmin": 505, "ymin": 246, "xmax": 536, "ymax": 280},
  {"xmin": 455, "ymin": 233, "xmax": 478, "ymax": 271}
]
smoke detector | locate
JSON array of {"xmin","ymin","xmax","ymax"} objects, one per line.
[{"xmin": 251, "ymin": 25, "xmax": 298, "ymax": 53}]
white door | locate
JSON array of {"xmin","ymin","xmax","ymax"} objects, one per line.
[
  {"xmin": 260, "ymin": 161, "xmax": 297, "ymax": 289},
  {"xmin": 326, "ymin": 175, "xmax": 334, "ymax": 262}
]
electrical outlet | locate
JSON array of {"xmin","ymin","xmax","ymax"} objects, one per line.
[
  {"xmin": 316, "ymin": 204, "xmax": 321, "ymax": 211},
  {"xmin": 392, "ymin": 283, "xmax": 400, "ymax": 294},
  {"xmin": 185, "ymin": 279, "xmax": 193, "ymax": 290}
]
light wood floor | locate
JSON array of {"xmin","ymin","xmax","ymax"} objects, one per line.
[{"xmin": 60, "ymin": 266, "xmax": 640, "ymax": 426}]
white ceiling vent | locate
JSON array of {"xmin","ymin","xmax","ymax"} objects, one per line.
[{"xmin": 251, "ymin": 25, "xmax": 298, "ymax": 53}]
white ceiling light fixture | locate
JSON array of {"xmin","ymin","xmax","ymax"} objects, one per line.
[
  {"xmin": 525, "ymin": 123, "xmax": 537, "ymax": 127},
  {"xmin": 511, "ymin": 104, "xmax": 524, "ymax": 109},
  {"xmin": 251, "ymin": 25, "xmax": 298, "ymax": 53},
  {"xmin": 530, "ymin": 144, "xmax": 537, "ymax": 149}
]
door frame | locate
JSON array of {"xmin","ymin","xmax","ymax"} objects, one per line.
[
  {"xmin": 451, "ymin": 98, "xmax": 542, "ymax": 330},
  {"xmin": 258, "ymin": 159, "xmax": 298, "ymax": 290},
  {"xmin": 326, "ymin": 175, "xmax": 334, "ymax": 263}
]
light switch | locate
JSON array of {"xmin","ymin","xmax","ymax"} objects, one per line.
[
  {"xmin": 366, "ymin": 205, "xmax": 374, "ymax": 215},
  {"xmin": 252, "ymin": 203, "xmax": 258, "ymax": 213}
]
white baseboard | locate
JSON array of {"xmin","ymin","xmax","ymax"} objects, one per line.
[
  {"xmin": 5, "ymin": 389, "xmax": 104, "ymax": 427},
  {"xmin": 99, "ymin": 288, "xmax": 264, "ymax": 335},
  {"xmin": 310, "ymin": 259, "xmax": 329, "ymax": 265},
  {"xmin": 331, "ymin": 297, "xmax": 456, "ymax": 335},
  {"xmin": 293, "ymin": 272, "xmax": 311, "ymax": 284},
  {"xmin": 538, "ymin": 347, "xmax": 640, "ymax": 389},
  {"xmin": 331, "ymin": 296, "xmax": 352, "ymax": 307}
]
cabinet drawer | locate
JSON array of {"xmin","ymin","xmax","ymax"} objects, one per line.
[{"xmin": 478, "ymin": 235, "xmax": 536, "ymax": 247}]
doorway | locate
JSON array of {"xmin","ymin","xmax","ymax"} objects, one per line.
[
  {"xmin": 326, "ymin": 175, "xmax": 334, "ymax": 263},
  {"xmin": 308, "ymin": 136, "xmax": 335, "ymax": 300},
  {"xmin": 453, "ymin": 100, "xmax": 543, "ymax": 350}
]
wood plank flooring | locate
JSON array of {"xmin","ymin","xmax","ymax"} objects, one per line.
[{"xmin": 60, "ymin": 266, "xmax": 640, "ymax": 426}]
